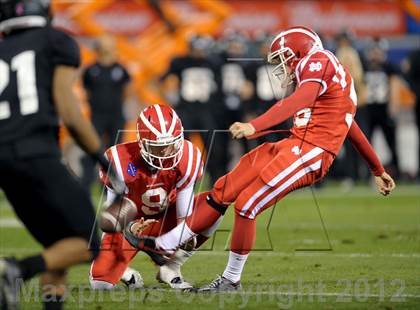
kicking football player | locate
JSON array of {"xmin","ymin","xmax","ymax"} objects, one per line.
[
  {"xmin": 90, "ymin": 104, "xmax": 221, "ymax": 290},
  {"xmin": 0, "ymin": 1, "xmax": 124, "ymax": 309},
  {"xmin": 124, "ymin": 26, "xmax": 396, "ymax": 291}
]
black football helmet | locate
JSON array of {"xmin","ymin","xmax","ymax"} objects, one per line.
[{"xmin": 0, "ymin": 0, "xmax": 50, "ymax": 34}]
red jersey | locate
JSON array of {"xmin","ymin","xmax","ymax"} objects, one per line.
[
  {"xmin": 292, "ymin": 49, "xmax": 358, "ymax": 155},
  {"xmin": 99, "ymin": 139, "xmax": 203, "ymax": 217}
]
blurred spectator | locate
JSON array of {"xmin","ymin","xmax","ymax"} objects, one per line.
[
  {"xmin": 160, "ymin": 34, "xmax": 220, "ymax": 182},
  {"xmin": 81, "ymin": 34, "xmax": 132, "ymax": 187},
  {"xmin": 244, "ymin": 32, "xmax": 292, "ymax": 146},
  {"xmin": 332, "ymin": 31, "xmax": 367, "ymax": 184},
  {"xmin": 83, "ymin": 34, "xmax": 131, "ymax": 146},
  {"xmin": 213, "ymin": 30, "xmax": 253, "ymax": 174},
  {"xmin": 404, "ymin": 48, "xmax": 420, "ymax": 178},
  {"xmin": 361, "ymin": 38, "xmax": 400, "ymax": 177},
  {"xmin": 335, "ymin": 31, "xmax": 366, "ymax": 101}
]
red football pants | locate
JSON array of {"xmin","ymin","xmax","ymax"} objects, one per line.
[
  {"xmin": 212, "ymin": 137, "xmax": 334, "ymax": 218},
  {"xmin": 211, "ymin": 137, "xmax": 334, "ymax": 253},
  {"xmin": 90, "ymin": 206, "xmax": 177, "ymax": 284}
]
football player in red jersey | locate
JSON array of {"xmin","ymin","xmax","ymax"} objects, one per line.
[
  {"xmin": 89, "ymin": 104, "xmax": 221, "ymax": 290},
  {"xmin": 124, "ymin": 27, "xmax": 396, "ymax": 291}
]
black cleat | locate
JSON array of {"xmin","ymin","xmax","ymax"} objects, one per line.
[
  {"xmin": 123, "ymin": 223, "xmax": 171, "ymax": 266},
  {"xmin": 0, "ymin": 257, "xmax": 22, "ymax": 310},
  {"xmin": 198, "ymin": 275, "xmax": 241, "ymax": 292}
]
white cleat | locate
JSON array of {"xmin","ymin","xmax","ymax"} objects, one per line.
[
  {"xmin": 156, "ymin": 264, "xmax": 193, "ymax": 290},
  {"xmin": 120, "ymin": 267, "xmax": 144, "ymax": 289}
]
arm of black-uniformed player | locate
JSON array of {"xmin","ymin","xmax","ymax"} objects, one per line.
[
  {"xmin": 53, "ymin": 66, "xmax": 102, "ymax": 155},
  {"xmin": 53, "ymin": 65, "xmax": 126, "ymax": 194}
]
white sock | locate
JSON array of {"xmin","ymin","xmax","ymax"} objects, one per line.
[
  {"xmin": 155, "ymin": 221, "xmax": 197, "ymax": 251},
  {"xmin": 222, "ymin": 251, "xmax": 249, "ymax": 283},
  {"xmin": 90, "ymin": 280, "xmax": 114, "ymax": 290}
]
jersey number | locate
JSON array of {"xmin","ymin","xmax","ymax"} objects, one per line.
[
  {"xmin": 141, "ymin": 187, "xmax": 169, "ymax": 215},
  {"xmin": 0, "ymin": 51, "xmax": 39, "ymax": 120}
]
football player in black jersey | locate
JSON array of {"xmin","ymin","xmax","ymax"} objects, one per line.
[
  {"xmin": 160, "ymin": 34, "xmax": 222, "ymax": 182},
  {"xmin": 0, "ymin": 1, "xmax": 123, "ymax": 309}
]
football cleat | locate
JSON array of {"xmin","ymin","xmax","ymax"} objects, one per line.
[
  {"xmin": 123, "ymin": 223, "xmax": 171, "ymax": 266},
  {"xmin": 198, "ymin": 275, "xmax": 241, "ymax": 292},
  {"xmin": 120, "ymin": 267, "xmax": 144, "ymax": 289},
  {"xmin": 156, "ymin": 265, "xmax": 193, "ymax": 290},
  {"xmin": 0, "ymin": 257, "xmax": 22, "ymax": 310}
]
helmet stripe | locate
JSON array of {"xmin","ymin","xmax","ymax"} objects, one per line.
[
  {"xmin": 272, "ymin": 28, "xmax": 323, "ymax": 50},
  {"xmin": 167, "ymin": 110, "xmax": 178, "ymax": 135},
  {"xmin": 282, "ymin": 28, "xmax": 323, "ymax": 48},
  {"xmin": 139, "ymin": 112, "xmax": 162, "ymax": 137},
  {"xmin": 154, "ymin": 105, "xmax": 167, "ymax": 134}
]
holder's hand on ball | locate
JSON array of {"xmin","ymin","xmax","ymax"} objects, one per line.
[{"xmin": 130, "ymin": 217, "xmax": 158, "ymax": 236}]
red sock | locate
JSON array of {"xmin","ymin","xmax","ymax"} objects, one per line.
[
  {"xmin": 230, "ymin": 212, "xmax": 256, "ymax": 255},
  {"xmin": 186, "ymin": 191, "xmax": 223, "ymax": 233}
]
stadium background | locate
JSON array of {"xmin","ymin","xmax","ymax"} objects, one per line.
[
  {"xmin": 1, "ymin": 0, "xmax": 420, "ymax": 309},
  {"xmin": 52, "ymin": 0, "xmax": 419, "ymax": 180}
]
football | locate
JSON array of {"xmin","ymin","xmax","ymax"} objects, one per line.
[{"xmin": 99, "ymin": 197, "xmax": 138, "ymax": 233}]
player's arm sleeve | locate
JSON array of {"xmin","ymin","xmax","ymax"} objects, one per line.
[
  {"xmin": 347, "ymin": 121, "xmax": 385, "ymax": 176},
  {"xmin": 250, "ymin": 82, "xmax": 320, "ymax": 132},
  {"xmin": 49, "ymin": 28, "xmax": 81, "ymax": 68},
  {"xmin": 98, "ymin": 148, "xmax": 127, "ymax": 190},
  {"xmin": 175, "ymin": 183, "xmax": 195, "ymax": 218},
  {"xmin": 104, "ymin": 186, "xmax": 117, "ymax": 208},
  {"xmin": 176, "ymin": 144, "xmax": 203, "ymax": 218}
]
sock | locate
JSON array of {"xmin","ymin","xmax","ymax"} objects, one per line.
[
  {"xmin": 155, "ymin": 221, "xmax": 196, "ymax": 251},
  {"xmin": 230, "ymin": 212, "xmax": 256, "ymax": 254},
  {"xmin": 222, "ymin": 251, "xmax": 249, "ymax": 283},
  {"xmin": 90, "ymin": 280, "xmax": 115, "ymax": 290},
  {"xmin": 42, "ymin": 294, "xmax": 64, "ymax": 310},
  {"xmin": 169, "ymin": 249, "xmax": 193, "ymax": 268},
  {"xmin": 18, "ymin": 255, "xmax": 47, "ymax": 281}
]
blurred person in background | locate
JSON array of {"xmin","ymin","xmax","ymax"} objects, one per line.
[
  {"xmin": 160, "ymin": 34, "xmax": 220, "ymax": 182},
  {"xmin": 213, "ymin": 30, "xmax": 253, "ymax": 176},
  {"xmin": 81, "ymin": 34, "xmax": 132, "ymax": 188},
  {"xmin": 404, "ymin": 48, "xmax": 420, "ymax": 180},
  {"xmin": 244, "ymin": 31, "xmax": 293, "ymax": 146},
  {"xmin": 332, "ymin": 31, "xmax": 368, "ymax": 185},
  {"xmin": 361, "ymin": 38, "xmax": 400, "ymax": 178}
]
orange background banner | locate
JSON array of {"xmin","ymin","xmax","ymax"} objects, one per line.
[{"xmin": 53, "ymin": 0, "xmax": 406, "ymax": 37}]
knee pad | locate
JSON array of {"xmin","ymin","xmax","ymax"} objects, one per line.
[
  {"xmin": 206, "ymin": 194, "xmax": 228, "ymax": 216},
  {"xmin": 89, "ymin": 279, "xmax": 114, "ymax": 290}
]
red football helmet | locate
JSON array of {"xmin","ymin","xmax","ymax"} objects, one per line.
[
  {"xmin": 136, "ymin": 104, "xmax": 184, "ymax": 170},
  {"xmin": 268, "ymin": 26, "xmax": 324, "ymax": 86}
]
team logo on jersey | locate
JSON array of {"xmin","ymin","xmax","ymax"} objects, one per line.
[
  {"xmin": 309, "ymin": 62, "xmax": 322, "ymax": 72},
  {"xmin": 127, "ymin": 162, "xmax": 137, "ymax": 177},
  {"xmin": 291, "ymin": 146, "xmax": 302, "ymax": 155}
]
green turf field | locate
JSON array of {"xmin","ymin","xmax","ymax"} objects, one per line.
[{"xmin": 1, "ymin": 183, "xmax": 419, "ymax": 309}]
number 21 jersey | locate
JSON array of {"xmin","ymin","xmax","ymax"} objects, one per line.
[{"xmin": 0, "ymin": 26, "xmax": 79, "ymax": 154}]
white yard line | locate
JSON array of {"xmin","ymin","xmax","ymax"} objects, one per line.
[
  {"xmin": 1, "ymin": 218, "xmax": 418, "ymax": 232},
  {"xmin": 1, "ymin": 248, "xmax": 419, "ymax": 258},
  {"xmin": 152, "ymin": 288, "xmax": 420, "ymax": 299},
  {"xmin": 194, "ymin": 251, "xmax": 420, "ymax": 258}
]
